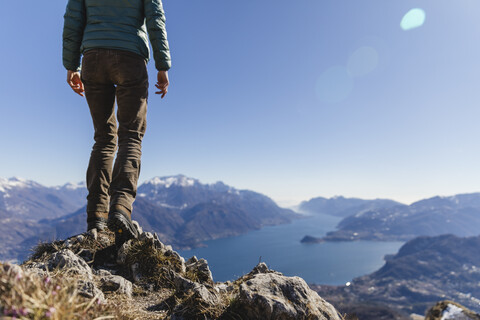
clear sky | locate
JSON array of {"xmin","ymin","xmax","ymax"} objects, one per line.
[{"xmin": 1, "ymin": 1, "xmax": 479, "ymax": 206}]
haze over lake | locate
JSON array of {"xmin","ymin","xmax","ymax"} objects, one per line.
[{"xmin": 179, "ymin": 213, "xmax": 404, "ymax": 285}]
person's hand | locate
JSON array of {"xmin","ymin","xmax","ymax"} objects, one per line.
[
  {"xmin": 155, "ymin": 70, "xmax": 169, "ymax": 98},
  {"xmin": 67, "ymin": 70, "xmax": 84, "ymax": 97}
]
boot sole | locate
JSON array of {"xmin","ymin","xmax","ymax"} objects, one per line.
[{"xmin": 107, "ymin": 210, "xmax": 138, "ymax": 242}]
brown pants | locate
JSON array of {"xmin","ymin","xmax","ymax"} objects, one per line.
[{"xmin": 81, "ymin": 48, "xmax": 148, "ymax": 215}]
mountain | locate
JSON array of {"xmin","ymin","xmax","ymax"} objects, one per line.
[
  {"xmin": 0, "ymin": 177, "xmax": 86, "ymax": 220},
  {"xmin": 45, "ymin": 177, "xmax": 297, "ymax": 249},
  {"xmin": 311, "ymin": 193, "xmax": 480, "ymax": 242},
  {"xmin": 0, "ymin": 178, "xmax": 87, "ymax": 261},
  {"xmin": 298, "ymin": 195, "xmax": 403, "ymax": 217},
  {"xmin": 312, "ymin": 234, "xmax": 480, "ymax": 317},
  {"xmin": 2, "ymin": 175, "xmax": 299, "ymax": 261}
]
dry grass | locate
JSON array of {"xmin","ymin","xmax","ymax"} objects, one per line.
[
  {"xmin": 124, "ymin": 239, "xmax": 183, "ymax": 288},
  {"xmin": 0, "ymin": 263, "xmax": 114, "ymax": 320},
  {"xmin": 27, "ymin": 232, "xmax": 115, "ymax": 266}
]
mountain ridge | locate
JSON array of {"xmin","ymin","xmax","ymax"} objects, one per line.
[{"xmin": 0, "ymin": 175, "xmax": 299, "ymax": 261}]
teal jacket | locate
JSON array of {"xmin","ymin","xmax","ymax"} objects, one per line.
[{"xmin": 63, "ymin": 0, "xmax": 171, "ymax": 71}]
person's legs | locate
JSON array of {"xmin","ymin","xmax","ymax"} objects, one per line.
[
  {"xmin": 81, "ymin": 49, "xmax": 117, "ymax": 230},
  {"xmin": 108, "ymin": 50, "xmax": 148, "ymax": 240}
]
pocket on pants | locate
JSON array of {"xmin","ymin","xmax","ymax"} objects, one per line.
[
  {"xmin": 116, "ymin": 52, "xmax": 147, "ymax": 85},
  {"xmin": 81, "ymin": 50, "xmax": 99, "ymax": 82}
]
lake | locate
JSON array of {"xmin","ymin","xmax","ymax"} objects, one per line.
[{"xmin": 178, "ymin": 213, "xmax": 404, "ymax": 285}]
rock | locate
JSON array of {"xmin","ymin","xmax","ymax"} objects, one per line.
[
  {"xmin": 132, "ymin": 220, "xmax": 142, "ymax": 235},
  {"xmin": 77, "ymin": 248, "xmax": 93, "ymax": 263},
  {"xmin": 249, "ymin": 262, "xmax": 271, "ymax": 275},
  {"xmin": 186, "ymin": 256, "xmax": 198, "ymax": 264},
  {"xmin": 173, "ymin": 272, "xmax": 196, "ymax": 292},
  {"xmin": 116, "ymin": 240, "xmax": 132, "ymax": 265},
  {"xmin": 185, "ymin": 258, "xmax": 213, "ymax": 284},
  {"xmin": 139, "ymin": 231, "xmax": 155, "ymax": 242},
  {"xmin": 94, "ymin": 268, "xmax": 113, "ymax": 277},
  {"xmin": 86, "ymin": 228, "xmax": 98, "ymax": 240},
  {"xmin": 23, "ymin": 262, "xmax": 47, "ymax": 276},
  {"xmin": 215, "ymin": 283, "xmax": 228, "ymax": 294},
  {"xmin": 78, "ymin": 279, "xmax": 105, "ymax": 302},
  {"xmin": 75, "ymin": 234, "xmax": 85, "ymax": 243},
  {"xmin": 131, "ymin": 262, "xmax": 142, "ymax": 283},
  {"xmin": 163, "ymin": 247, "xmax": 186, "ymax": 273},
  {"xmin": 100, "ymin": 275, "xmax": 133, "ymax": 298},
  {"xmin": 153, "ymin": 233, "xmax": 165, "ymax": 250},
  {"xmin": 425, "ymin": 301, "xmax": 480, "ymax": 320},
  {"xmin": 2, "ymin": 263, "xmax": 23, "ymax": 278},
  {"xmin": 191, "ymin": 284, "xmax": 220, "ymax": 305},
  {"xmin": 171, "ymin": 283, "xmax": 222, "ymax": 319},
  {"xmin": 49, "ymin": 249, "xmax": 93, "ymax": 281},
  {"xmin": 229, "ymin": 265, "xmax": 341, "ymax": 320}
]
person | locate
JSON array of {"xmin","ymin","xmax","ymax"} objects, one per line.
[{"xmin": 62, "ymin": 0, "xmax": 171, "ymax": 242}]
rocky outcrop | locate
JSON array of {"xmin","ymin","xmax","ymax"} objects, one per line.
[
  {"xmin": 2, "ymin": 224, "xmax": 341, "ymax": 320},
  {"xmin": 425, "ymin": 301, "xmax": 480, "ymax": 320},
  {"xmin": 226, "ymin": 263, "xmax": 339, "ymax": 319}
]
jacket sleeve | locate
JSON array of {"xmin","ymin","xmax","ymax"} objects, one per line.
[
  {"xmin": 144, "ymin": 0, "xmax": 171, "ymax": 71},
  {"xmin": 62, "ymin": 0, "xmax": 86, "ymax": 71}
]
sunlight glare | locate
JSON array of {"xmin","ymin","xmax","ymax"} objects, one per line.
[{"xmin": 401, "ymin": 8, "xmax": 426, "ymax": 31}]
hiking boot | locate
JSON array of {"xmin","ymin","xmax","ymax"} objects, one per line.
[
  {"xmin": 107, "ymin": 205, "xmax": 138, "ymax": 245},
  {"xmin": 87, "ymin": 212, "xmax": 108, "ymax": 231}
]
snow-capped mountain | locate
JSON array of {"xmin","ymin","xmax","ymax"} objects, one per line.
[
  {"xmin": 0, "ymin": 177, "xmax": 87, "ymax": 220},
  {"xmin": 0, "ymin": 175, "xmax": 300, "ymax": 261},
  {"xmin": 138, "ymin": 175, "xmax": 241, "ymax": 209}
]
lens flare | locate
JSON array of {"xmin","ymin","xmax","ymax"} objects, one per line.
[
  {"xmin": 347, "ymin": 46, "xmax": 379, "ymax": 77},
  {"xmin": 401, "ymin": 8, "xmax": 426, "ymax": 31},
  {"xmin": 315, "ymin": 66, "xmax": 354, "ymax": 103}
]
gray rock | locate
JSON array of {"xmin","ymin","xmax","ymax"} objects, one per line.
[
  {"xmin": 94, "ymin": 268, "xmax": 113, "ymax": 277},
  {"xmin": 171, "ymin": 283, "xmax": 222, "ymax": 319},
  {"xmin": 139, "ymin": 231, "xmax": 155, "ymax": 242},
  {"xmin": 23, "ymin": 262, "xmax": 48, "ymax": 276},
  {"xmin": 192, "ymin": 284, "xmax": 220, "ymax": 305},
  {"xmin": 215, "ymin": 283, "xmax": 228, "ymax": 294},
  {"xmin": 151, "ymin": 233, "xmax": 165, "ymax": 250},
  {"xmin": 116, "ymin": 239, "xmax": 132, "ymax": 265},
  {"xmin": 173, "ymin": 272, "xmax": 197, "ymax": 292},
  {"xmin": 132, "ymin": 220, "xmax": 142, "ymax": 235},
  {"xmin": 186, "ymin": 256, "xmax": 198, "ymax": 264},
  {"xmin": 86, "ymin": 228, "xmax": 98, "ymax": 240},
  {"xmin": 49, "ymin": 249, "xmax": 93, "ymax": 280},
  {"xmin": 75, "ymin": 234, "xmax": 85, "ymax": 243},
  {"xmin": 78, "ymin": 279, "xmax": 105, "ymax": 302},
  {"xmin": 64, "ymin": 239, "xmax": 73, "ymax": 248},
  {"xmin": 249, "ymin": 262, "xmax": 270, "ymax": 275},
  {"xmin": 230, "ymin": 265, "xmax": 341, "ymax": 320},
  {"xmin": 186, "ymin": 258, "xmax": 213, "ymax": 284},
  {"xmin": 426, "ymin": 301, "xmax": 480, "ymax": 320},
  {"xmin": 100, "ymin": 275, "xmax": 133, "ymax": 298},
  {"xmin": 131, "ymin": 262, "xmax": 142, "ymax": 283},
  {"xmin": 163, "ymin": 247, "xmax": 186, "ymax": 273}
]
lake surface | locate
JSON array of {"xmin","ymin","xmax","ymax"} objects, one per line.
[{"xmin": 178, "ymin": 214, "xmax": 404, "ymax": 285}]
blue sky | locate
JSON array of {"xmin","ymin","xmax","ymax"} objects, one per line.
[{"xmin": 1, "ymin": 1, "xmax": 479, "ymax": 206}]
